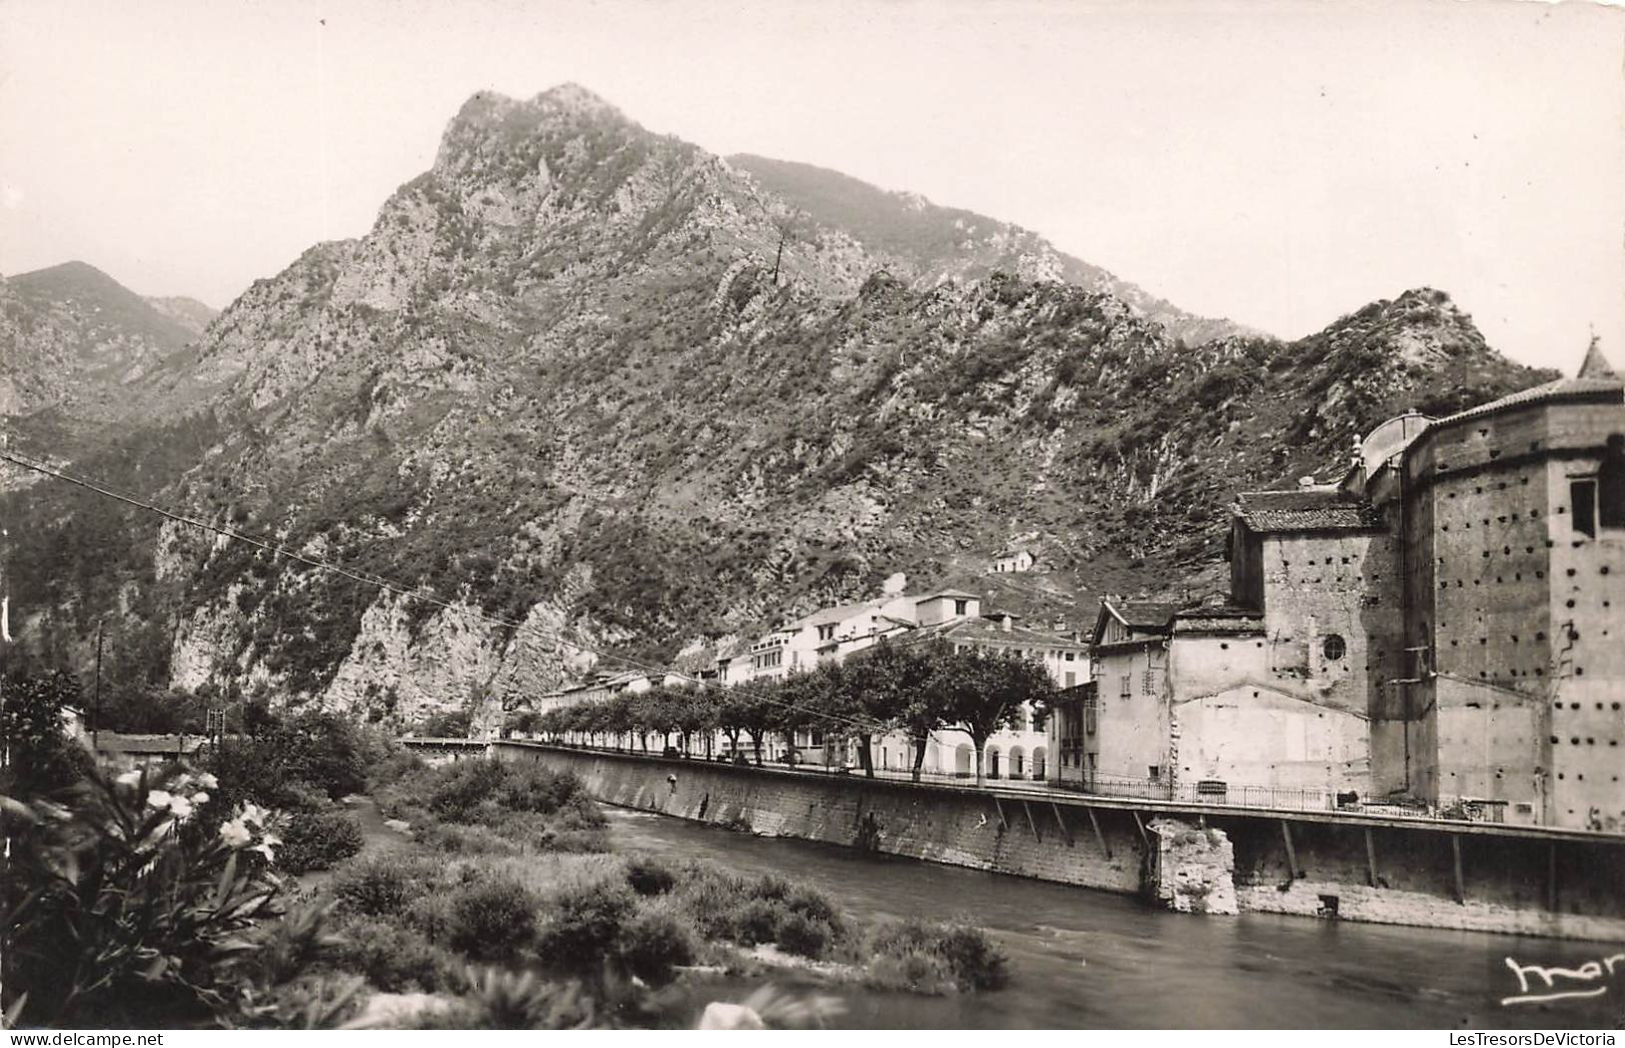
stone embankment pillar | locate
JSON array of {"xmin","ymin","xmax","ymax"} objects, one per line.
[{"xmin": 1147, "ymin": 818, "xmax": 1239, "ymax": 915}]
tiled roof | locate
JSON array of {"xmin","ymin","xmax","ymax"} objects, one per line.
[
  {"xmin": 892, "ymin": 616, "xmax": 1087, "ymax": 651},
  {"xmin": 790, "ymin": 598, "xmax": 888, "ymax": 628},
  {"xmin": 1110, "ymin": 601, "xmax": 1180, "ymax": 630},
  {"xmin": 1431, "ymin": 373, "xmax": 1623, "ymax": 428},
  {"xmin": 1233, "ymin": 488, "xmax": 1384, "ymax": 534},
  {"xmin": 1172, "ymin": 606, "xmax": 1265, "ymax": 636}
]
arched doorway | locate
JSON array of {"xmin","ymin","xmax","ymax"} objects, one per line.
[
  {"xmin": 1009, "ymin": 745, "xmax": 1026, "ymax": 779},
  {"xmin": 954, "ymin": 744, "xmax": 973, "ymax": 777},
  {"xmin": 986, "ymin": 746, "xmax": 1002, "ymax": 780},
  {"xmin": 1033, "ymin": 746, "xmax": 1048, "ymax": 781}
]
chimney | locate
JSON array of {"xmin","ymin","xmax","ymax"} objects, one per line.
[{"xmin": 1001, "ymin": 613, "xmax": 1012, "ymax": 632}]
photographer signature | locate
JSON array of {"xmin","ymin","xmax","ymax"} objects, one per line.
[{"xmin": 1501, "ymin": 953, "xmax": 1625, "ymax": 1006}]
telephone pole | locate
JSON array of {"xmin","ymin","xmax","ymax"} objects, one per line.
[{"xmin": 93, "ymin": 618, "xmax": 104, "ymax": 754}]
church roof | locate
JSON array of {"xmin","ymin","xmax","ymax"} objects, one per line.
[
  {"xmin": 1579, "ymin": 338, "xmax": 1618, "ymax": 381},
  {"xmin": 1433, "ymin": 341, "xmax": 1622, "ymax": 428}
]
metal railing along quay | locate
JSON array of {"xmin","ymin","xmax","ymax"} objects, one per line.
[{"xmin": 482, "ymin": 738, "xmax": 1509, "ymax": 825}]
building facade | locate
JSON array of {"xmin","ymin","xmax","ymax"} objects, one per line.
[{"xmin": 1086, "ymin": 345, "xmax": 1624, "ymax": 827}]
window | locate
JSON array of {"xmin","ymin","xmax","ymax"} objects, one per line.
[
  {"xmin": 1602, "ymin": 433, "xmax": 1625, "ymax": 529},
  {"xmin": 954, "ymin": 599, "xmax": 969, "ymax": 616},
  {"xmin": 1573, "ymin": 479, "xmax": 1597, "ymax": 538},
  {"xmin": 1142, "ymin": 668, "xmax": 1156, "ymax": 694},
  {"xmin": 1065, "ymin": 652, "xmax": 1076, "ymax": 662},
  {"xmin": 1119, "ymin": 675, "xmax": 1132, "ymax": 698},
  {"xmin": 1148, "ymin": 765, "xmax": 1161, "ymax": 782},
  {"xmin": 816, "ymin": 624, "xmax": 835, "ymax": 641},
  {"xmin": 1323, "ymin": 635, "xmax": 1347, "ymax": 661}
]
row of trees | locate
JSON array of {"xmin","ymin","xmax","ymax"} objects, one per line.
[{"xmin": 512, "ymin": 639, "xmax": 1057, "ymax": 787}]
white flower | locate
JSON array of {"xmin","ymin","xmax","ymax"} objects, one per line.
[
  {"xmin": 240, "ymin": 803, "xmax": 266, "ymax": 826},
  {"xmin": 116, "ymin": 770, "xmax": 143, "ymax": 788},
  {"xmin": 252, "ymin": 842, "xmax": 277, "ymax": 862},
  {"xmin": 146, "ymin": 790, "xmax": 173, "ymax": 810},
  {"xmin": 219, "ymin": 820, "xmax": 252, "ymax": 848},
  {"xmin": 196, "ymin": 773, "xmax": 219, "ymax": 789},
  {"xmin": 167, "ymin": 796, "xmax": 194, "ymax": 820},
  {"xmin": 190, "ymin": 791, "xmax": 211, "ymax": 806}
]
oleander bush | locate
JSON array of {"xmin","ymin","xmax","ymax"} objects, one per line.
[{"xmin": 0, "ymin": 767, "xmax": 288, "ymax": 1027}]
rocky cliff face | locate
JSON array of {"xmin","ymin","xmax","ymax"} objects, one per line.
[{"xmin": 0, "ymin": 84, "xmax": 1555, "ymax": 728}]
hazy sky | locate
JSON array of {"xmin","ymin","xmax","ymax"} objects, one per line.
[{"xmin": 1, "ymin": 0, "xmax": 1620, "ymax": 372}]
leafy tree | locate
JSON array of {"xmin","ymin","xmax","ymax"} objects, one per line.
[
  {"xmin": 418, "ymin": 708, "xmax": 474, "ymax": 739},
  {"xmin": 844, "ymin": 640, "xmax": 943, "ymax": 782},
  {"xmin": 938, "ymin": 648, "xmax": 1057, "ymax": 787},
  {"xmin": 98, "ymin": 685, "xmax": 209, "ymax": 735},
  {"xmin": 0, "ymin": 669, "xmax": 90, "ymax": 798},
  {"xmin": 672, "ymin": 685, "xmax": 719, "ymax": 758},
  {"xmin": 720, "ymin": 680, "xmax": 777, "ymax": 765}
]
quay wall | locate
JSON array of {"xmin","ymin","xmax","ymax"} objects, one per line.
[{"xmin": 485, "ymin": 742, "xmax": 1625, "ymax": 942}]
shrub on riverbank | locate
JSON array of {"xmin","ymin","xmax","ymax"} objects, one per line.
[
  {"xmin": 654, "ymin": 860, "xmax": 847, "ymax": 961},
  {"xmin": 863, "ymin": 918, "xmax": 1009, "ymax": 993},
  {"xmin": 449, "ymin": 877, "xmax": 541, "ymax": 962},
  {"xmin": 277, "ymin": 809, "xmax": 365, "ymax": 873},
  {"xmin": 376, "ymin": 758, "xmax": 608, "ymax": 854},
  {"xmin": 324, "ymin": 914, "xmax": 461, "ymax": 993}
]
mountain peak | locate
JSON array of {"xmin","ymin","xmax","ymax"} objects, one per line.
[
  {"xmin": 13, "ymin": 259, "xmax": 125, "ymax": 294},
  {"xmin": 531, "ymin": 81, "xmax": 622, "ymax": 115},
  {"xmin": 434, "ymin": 84, "xmax": 639, "ymax": 178}
]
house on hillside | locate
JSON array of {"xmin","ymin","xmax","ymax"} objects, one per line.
[{"xmin": 992, "ymin": 547, "xmax": 1037, "ymax": 573}]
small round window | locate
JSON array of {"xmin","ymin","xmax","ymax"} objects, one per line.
[{"xmin": 1323, "ymin": 635, "xmax": 1347, "ymax": 661}]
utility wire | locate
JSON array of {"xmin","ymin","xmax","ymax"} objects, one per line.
[{"xmin": 0, "ymin": 445, "xmax": 900, "ymax": 736}]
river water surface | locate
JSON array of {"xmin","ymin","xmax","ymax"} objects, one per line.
[{"xmin": 604, "ymin": 808, "xmax": 1621, "ymax": 1029}]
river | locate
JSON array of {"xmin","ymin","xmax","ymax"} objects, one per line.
[{"xmin": 604, "ymin": 808, "xmax": 1621, "ymax": 1029}]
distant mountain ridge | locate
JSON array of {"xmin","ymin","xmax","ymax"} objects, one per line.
[
  {"xmin": 0, "ymin": 261, "xmax": 204, "ymax": 419},
  {"xmin": 729, "ymin": 154, "xmax": 1255, "ymax": 346},
  {"xmin": 144, "ymin": 295, "xmax": 218, "ymax": 337},
  {"xmin": 0, "ymin": 84, "xmax": 1554, "ymax": 732}
]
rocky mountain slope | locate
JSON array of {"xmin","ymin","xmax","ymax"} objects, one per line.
[
  {"xmin": 730, "ymin": 154, "xmax": 1253, "ymax": 346},
  {"xmin": 0, "ymin": 261, "xmax": 204, "ymax": 420},
  {"xmin": 144, "ymin": 296, "xmax": 218, "ymax": 338},
  {"xmin": 0, "ymin": 84, "xmax": 1554, "ymax": 730}
]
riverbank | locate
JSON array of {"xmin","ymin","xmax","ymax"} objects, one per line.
[
  {"xmin": 488, "ymin": 741, "xmax": 1625, "ymax": 943},
  {"xmin": 604, "ymin": 806, "xmax": 1624, "ymax": 1029}
]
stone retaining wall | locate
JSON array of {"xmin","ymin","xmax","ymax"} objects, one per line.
[{"xmin": 488, "ymin": 742, "xmax": 1625, "ymax": 942}]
